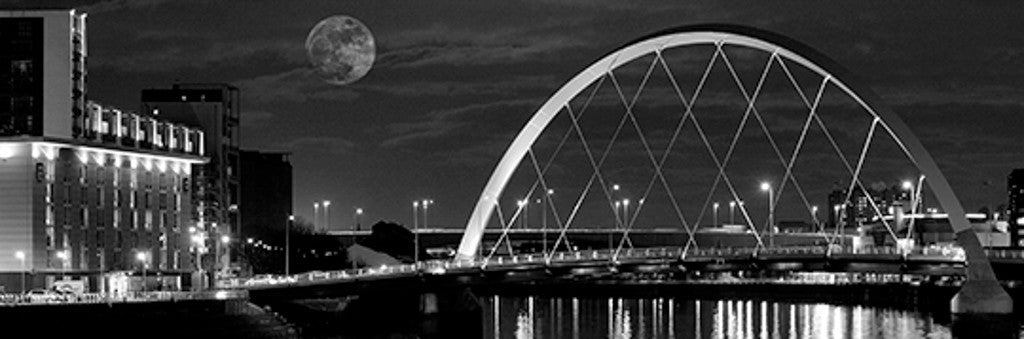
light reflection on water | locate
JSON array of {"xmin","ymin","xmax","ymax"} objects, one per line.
[{"xmin": 483, "ymin": 296, "xmax": 950, "ymax": 339}]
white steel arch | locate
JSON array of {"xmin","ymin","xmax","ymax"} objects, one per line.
[{"xmin": 455, "ymin": 26, "xmax": 1002, "ymax": 308}]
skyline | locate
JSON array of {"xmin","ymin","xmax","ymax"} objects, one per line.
[{"xmin": 8, "ymin": 1, "xmax": 1022, "ymax": 230}]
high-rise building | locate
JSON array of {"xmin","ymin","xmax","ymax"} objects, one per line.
[
  {"xmin": 0, "ymin": 9, "xmax": 86, "ymax": 138},
  {"xmin": 0, "ymin": 6, "xmax": 207, "ymax": 294},
  {"xmin": 240, "ymin": 150, "xmax": 292, "ymax": 242},
  {"xmin": 1008, "ymin": 169, "xmax": 1024, "ymax": 247},
  {"xmin": 140, "ymin": 84, "xmax": 240, "ymax": 276}
]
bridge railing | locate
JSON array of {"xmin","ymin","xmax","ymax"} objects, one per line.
[
  {"xmin": 224, "ymin": 244, "xmax": 1000, "ymax": 289},
  {"xmin": 0, "ymin": 290, "xmax": 247, "ymax": 306}
]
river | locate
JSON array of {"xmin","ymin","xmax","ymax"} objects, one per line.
[{"xmin": 483, "ymin": 295, "xmax": 950, "ymax": 339}]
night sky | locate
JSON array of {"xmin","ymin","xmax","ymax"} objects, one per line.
[{"xmin": 9, "ymin": 1, "xmax": 1023, "ymax": 231}]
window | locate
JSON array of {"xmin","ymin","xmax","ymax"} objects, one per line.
[
  {"xmin": 11, "ymin": 60, "xmax": 32, "ymax": 77},
  {"xmin": 46, "ymin": 205, "xmax": 54, "ymax": 225},
  {"xmin": 173, "ymin": 251, "xmax": 180, "ymax": 270},
  {"xmin": 96, "ymin": 230, "xmax": 103, "ymax": 248},
  {"xmin": 46, "ymin": 227, "xmax": 55, "ymax": 249},
  {"xmin": 132, "ymin": 211, "xmax": 138, "ymax": 229},
  {"xmin": 160, "ymin": 211, "xmax": 167, "ymax": 229},
  {"xmin": 113, "ymin": 167, "xmax": 120, "ymax": 187},
  {"xmin": 115, "ymin": 232, "xmax": 123, "ymax": 248},
  {"xmin": 113, "ymin": 189, "xmax": 120, "ymax": 207},
  {"xmin": 80, "ymin": 245, "xmax": 87, "ymax": 269},
  {"xmin": 81, "ymin": 186, "xmax": 88, "ymax": 204},
  {"xmin": 79, "ymin": 166, "xmax": 87, "ymax": 184},
  {"xmin": 145, "ymin": 211, "xmax": 153, "ymax": 230},
  {"xmin": 113, "ymin": 211, "xmax": 120, "ymax": 229},
  {"xmin": 80, "ymin": 207, "xmax": 89, "ymax": 228},
  {"xmin": 97, "ymin": 187, "xmax": 104, "ymax": 207}
]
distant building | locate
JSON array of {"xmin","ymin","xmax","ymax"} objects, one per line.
[
  {"xmin": 864, "ymin": 213, "xmax": 1007, "ymax": 248},
  {"xmin": 1009, "ymin": 169, "xmax": 1024, "ymax": 247},
  {"xmin": 240, "ymin": 150, "xmax": 292, "ymax": 242},
  {"xmin": 0, "ymin": 9, "xmax": 207, "ymax": 294},
  {"xmin": 140, "ymin": 84, "xmax": 240, "ymax": 275},
  {"xmin": 827, "ymin": 182, "xmax": 914, "ymax": 229}
]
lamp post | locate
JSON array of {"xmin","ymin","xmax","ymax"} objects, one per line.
[
  {"xmin": 286, "ymin": 215, "xmax": 293, "ymax": 275},
  {"xmin": 543, "ymin": 189, "xmax": 553, "ymax": 255},
  {"xmin": 190, "ymin": 227, "xmax": 206, "ymax": 290},
  {"xmin": 811, "ymin": 205, "xmax": 819, "ymax": 232},
  {"xmin": 354, "ymin": 208, "xmax": 363, "ymax": 232},
  {"xmin": 760, "ymin": 182, "xmax": 774, "ymax": 247},
  {"xmin": 15, "ymin": 251, "xmax": 26, "ymax": 293},
  {"xmin": 729, "ymin": 201, "xmax": 736, "ymax": 225},
  {"xmin": 314, "ymin": 202, "xmax": 321, "ymax": 232},
  {"xmin": 713, "ymin": 202, "xmax": 720, "ymax": 227},
  {"xmin": 413, "ymin": 201, "xmax": 420, "ymax": 266},
  {"xmin": 833, "ymin": 204, "xmax": 842, "ymax": 229},
  {"xmin": 135, "ymin": 250, "xmax": 148, "ymax": 292},
  {"xmin": 323, "ymin": 200, "xmax": 331, "ymax": 232},
  {"xmin": 56, "ymin": 250, "xmax": 69, "ymax": 279}
]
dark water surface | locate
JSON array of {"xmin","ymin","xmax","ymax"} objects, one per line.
[{"xmin": 482, "ymin": 295, "xmax": 951, "ymax": 339}]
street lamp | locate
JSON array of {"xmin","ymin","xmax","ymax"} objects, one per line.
[
  {"xmin": 413, "ymin": 201, "xmax": 420, "ymax": 266},
  {"xmin": 713, "ymin": 202, "xmax": 720, "ymax": 227},
  {"xmin": 14, "ymin": 251, "xmax": 26, "ymax": 293},
  {"xmin": 811, "ymin": 205, "xmax": 819, "ymax": 232},
  {"xmin": 729, "ymin": 201, "xmax": 736, "ymax": 225},
  {"xmin": 135, "ymin": 250, "xmax": 148, "ymax": 292},
  {"xmin": 314, "ymin": 202, "xmax": 321, "ymax": 231},
  {"xmin": 542, "ymin": 189, "xmax": 553, "ymax": 255},
  {"xmin": 422, "ymin": 199, "xmax": 433, "ymax": 229},
  {"xmin": 323, "ymin": 200, "xmax": 331, "ymax": 232},
  {"xmin": 56, "ymin": 250, "xmax": 69, "ymax": 279},
  {"xmin": 760, "ymin": 182, "xmax": 774, "ymax": 247},
  {"xmin": 354, "ymin": 207, "xmax": 363, "ymax": 231},
  {"xmin": 286, "ymin": 215, "xmax": 294, "ymax": 275}
]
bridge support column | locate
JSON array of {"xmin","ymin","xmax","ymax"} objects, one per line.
[
  {"xmin": 952, "ymin": 228, "xmax": 1013, "ymax": 315},
  {"xmin": 950, "ymin": 229, "xmax": 1015, "ymax": 338}
]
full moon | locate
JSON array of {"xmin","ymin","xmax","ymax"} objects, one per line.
[{"xmin": 305, "ymin": 15, "xmax": 375, "ymax": 86}]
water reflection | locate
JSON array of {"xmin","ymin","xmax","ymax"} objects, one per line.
[{"xmin": 483, "ymin": 296, "xmax": 951, "ymax": 339}]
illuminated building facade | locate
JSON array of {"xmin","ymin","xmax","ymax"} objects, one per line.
[
  {"xmin": 140, "ymin": 83, "xmax": 240, "ymax": 276},
  {"xmin": 0, "ymin": 9, "xmax": 206, "ymax": 293},
  {"xmin": 1009, "ymin": 169, "xmax": 1024, "ymax": 247}
]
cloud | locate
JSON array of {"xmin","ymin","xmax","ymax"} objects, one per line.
[
  {"xmin": 377, "ymin": 24, "xmax": 587, "ymax": 69},
  {"xmin": 276, "ymin": 137, "xmax": 356, "ymax": 155},
  {"xmin": 240, "ymin": 110, "xmax": 274, "ymax": 129},
  {"xmin": 381, "ymin": 99, "xmax": 539, "ymax": 148},
  {"xmin": 235, "ymin": 68, "xmax": 361, "ymax": 104},
  {"xmin": 82, "ymin": 0, "xmax": 174, "ymax": 14},
  {"xmin": 90, "ymin": 38, "xmax": 303, "ymax": 73}
]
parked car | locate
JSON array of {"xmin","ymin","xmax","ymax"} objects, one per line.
[{"xmin": 24, "ymin": 288, "xmax": 68, "ymax": 302}]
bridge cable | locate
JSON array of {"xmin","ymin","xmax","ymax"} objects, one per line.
[
  {"xmin": 683, "ymin": 43, "xmax": 768, "ymax": 250},
  {"xmin": 720, "ymin": 51, "xmax": 830, "ymax": 245}
]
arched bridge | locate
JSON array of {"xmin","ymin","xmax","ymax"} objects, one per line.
[{"xmin": 225, "ymin": 25, "xmax": 1012, "ymax": 313}]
